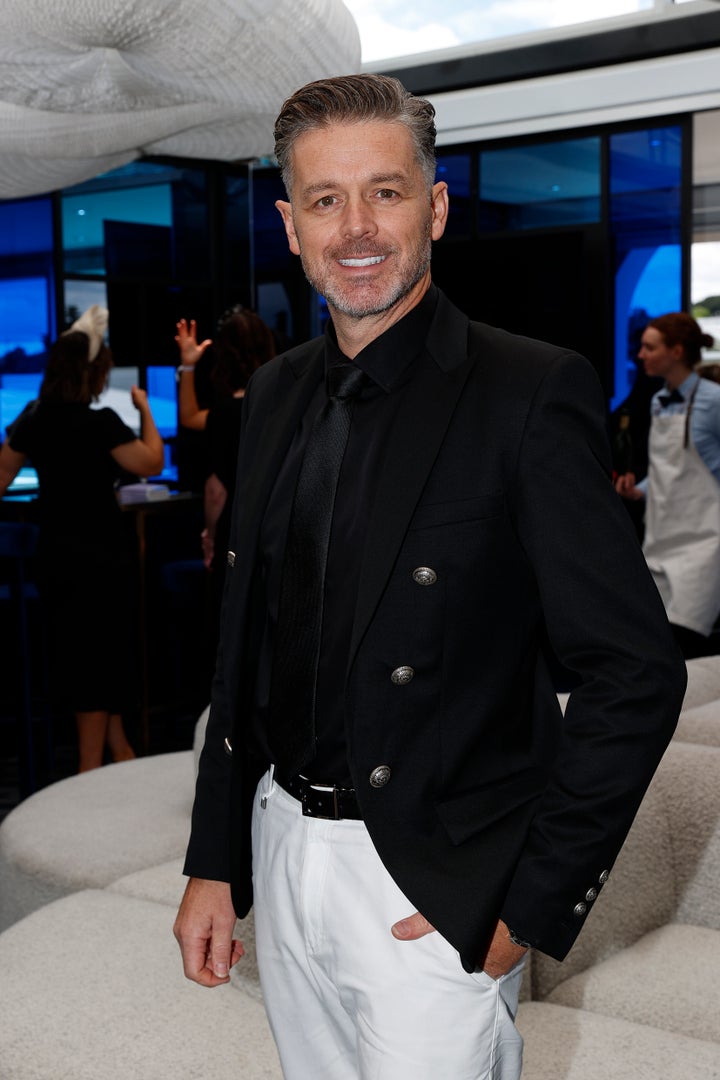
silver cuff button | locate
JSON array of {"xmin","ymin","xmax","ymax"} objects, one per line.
[
  {"xmin": 573, "ymin": 902, "xmax": 587, "ymax": 918},
  {"xmin": 227, "ymin": 550, "xmax": 236, "ymax": 567},
  {"xmin": 412, "ymin": 566, "xmax": 437, "ymax": 586},
  {"xmin": 391, "ymin": 666, "xmax": 415, "ymax": 685}
]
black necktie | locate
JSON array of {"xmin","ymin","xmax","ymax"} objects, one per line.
[
  {"xmin": 268, "ymin": 361, "xmax": 366, "ymax": 775},
  {"xmin": 658, "ymin": 389, "xmax": 684, "ymax": 408}
]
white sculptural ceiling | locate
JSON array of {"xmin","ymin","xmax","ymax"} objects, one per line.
[{"xmin": 0, "ymin": 0, "xmax": 361, "ymax": 198}]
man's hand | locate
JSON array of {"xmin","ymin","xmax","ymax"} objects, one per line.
[
  {"xmin": 480, "ymin": 918, "xmax": 528, "ymax": 980},
  {"xmin": 391, "ymin": 912, "xmax": 527, "ymax": 980},
  {"xmin": 391, "ymin": 911, "xmax": 436, "ymax": 942},
  {"xmin": 173, "ymin": 877, "xmax": 244, "ymax": 987}
]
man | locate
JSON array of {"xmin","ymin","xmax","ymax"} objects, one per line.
[{"xmin": 175, "ymin": 74, "xmax": 686, "ymax": 1079}]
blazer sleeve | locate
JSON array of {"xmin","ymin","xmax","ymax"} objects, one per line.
[
  {"xmin": 182, "ymin": 387, "xmax": 257, "ymax": 884},
  {"xmin": 500, "ymin": 350, "xmax": 686, "ymax": 960}
]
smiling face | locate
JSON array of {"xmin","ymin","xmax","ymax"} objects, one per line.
[
  {"xmin": 638, "ymin": 326, "xmax": 689, "ymax": 387},
  {"xmin": 275, "ymin": 120, "xmax": 448, "ymax": 340}
]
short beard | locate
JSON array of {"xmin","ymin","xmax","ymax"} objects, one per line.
[{"xmin": 300, "ymin": 220, "xmax": 433, "ymax": 320}]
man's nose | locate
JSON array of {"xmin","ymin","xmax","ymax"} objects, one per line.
[{"xmin": 341, "ymin": 200, "xmax": 377, "ymax": 239}]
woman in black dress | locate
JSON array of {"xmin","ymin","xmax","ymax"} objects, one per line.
[{"xmin": 0, "ymin": 306, "xmax": 164, "ymax": 771}]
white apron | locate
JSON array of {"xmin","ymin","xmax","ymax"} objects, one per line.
[{"xmin": 643, "ymin": 383, "xmax": 720, "ymax": 636}]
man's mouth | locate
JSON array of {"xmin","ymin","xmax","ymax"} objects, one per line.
[{"xmin": 337, "ymin": 255, "xmax": 387, "ymax": 267}]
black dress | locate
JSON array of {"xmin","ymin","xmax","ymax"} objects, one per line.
[{"xmin": 10, "ymin": 401, "xmax": 138, "ymax": 713}]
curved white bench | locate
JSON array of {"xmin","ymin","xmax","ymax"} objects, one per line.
[
  {"xmin": 0, "ymin": 889, "xmax": 279, "ymax": 1080},
  {"xmin": 0, "ymin": 750, "xmax": 195, "ymax": 931},
  {"xmin": 517, "ymin": 1001, "xmax": 720, "ymax": 1080},
  {"xmin": 682, "ymin": 655, "xmax": 720, "ymax": 710}
]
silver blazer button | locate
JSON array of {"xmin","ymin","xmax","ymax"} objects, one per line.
[
  {"xmin": 227, "ymin": 550, "xmax": 236, "ymax": 568},
  {"xmin": 391, "ymin": 666, "xmax": 415, "ymax": 685},
  {"xmin": 412, "ymin": 566, "xmax": 437, "ymax": 586},
  {"xmin": 369, "ymin": 765, "xmax": 392, "ymax": 788}
]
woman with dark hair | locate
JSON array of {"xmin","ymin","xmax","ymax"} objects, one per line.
[
  {"xmin": 175, "ymin": 307, "xmax": 275, "ymax": 649},
  {"xmin": 616, "ymin": 311, "xmax": 720, "ymax": 657},
  {"xmin": 0, "ymin": 306, "xmax": 164, "ymax": 770}
]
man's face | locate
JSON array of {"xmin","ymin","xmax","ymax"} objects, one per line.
[{"xmin": 276, "ymin": 120, "xmax": 448, "ymax": 321}]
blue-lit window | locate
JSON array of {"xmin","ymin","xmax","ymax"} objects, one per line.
[
  {"xmin": 0, "ymin": 277, "xmax": 49, "ymax": 362},
  {"xmin": 436, "ymin": 153, "xmax": 472, "ymax": 236},
  {"xmin": 252, "ymin": 167, "xmax": 309, "ymax": 344},
  {"xmin": 224, "ymin": 172, "xmax": 252, "ymax": 302},
  {"xmin": 0, "ymin": 372, "xmax": 43, "ymax": 439},
  {"xmin": 0, "ymin": 196, "xmax": 54, "ymax": 435},
  {"xmin": 479, "ymin": 138, "xmax": 601, "ymax": 231},
  {"xmin": 146, "ymin": 365, "xmax": 178, "ymax": 440},
  {"xmin": 61, "ymin": 162, "xmax": 209, "ymax": 283},
  {"xmin": 62, "ymin": 183, "xmax": 173, "ymax": 276},
  {"xmin": 610, "ymin": 126, "xmax": 683, "ymax": 410}
]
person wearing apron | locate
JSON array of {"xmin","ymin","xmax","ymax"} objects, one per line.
[{"xmin": 616, "ymin": 312, "xmax": 720, "ymax": 657}]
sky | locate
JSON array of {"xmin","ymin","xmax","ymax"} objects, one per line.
[{"xmin": 341, "ymin": 0, "xmax": 681, "ymax": 64}]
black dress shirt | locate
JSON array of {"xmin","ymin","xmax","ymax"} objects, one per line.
[{"xmin": 251, "ymin": 286, "xmax": 439, "ymax": 785}]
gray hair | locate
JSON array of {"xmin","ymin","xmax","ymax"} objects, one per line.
[{"xmin": 273, "ymin": 73, "xmax": 437, "ymax": 195}]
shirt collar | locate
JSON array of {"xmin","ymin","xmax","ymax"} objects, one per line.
[
  {"xmin": 324, "ymin": 284, "xmax": 439, "ymax": 392},
  {"xmin": 674, "ymin": 371, "xmax": 700, "ymax": 398}
]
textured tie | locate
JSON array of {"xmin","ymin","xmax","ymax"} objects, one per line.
[
  {"xmin": 658, "ymin": 389, "xmax": 684, "ymax": 407},
  {"xmin": 267, "ymin": 361, "xmax": 366, "ymax": 775}
]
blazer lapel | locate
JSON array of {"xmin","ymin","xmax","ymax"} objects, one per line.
[{"xmin": 349, "ymin": 294, "xmax": 476, "ymax": 666}]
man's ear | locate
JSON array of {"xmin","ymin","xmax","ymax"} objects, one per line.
[
  {"xmin": 430, "ymin": 182, "xmax": 449, "ymax": 242},
  {"xmin": 275, "ymin": 200, "xmax": 300, "ymax": 256}
]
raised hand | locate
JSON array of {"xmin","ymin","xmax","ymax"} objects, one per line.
[{"xmin": 175, "ymin": 318, "xmax": 212, "ymax": 367}]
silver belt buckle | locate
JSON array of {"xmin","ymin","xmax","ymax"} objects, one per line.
[{"xmin": 301, "ymin": 780, "xmax": 340, "ymax": 820}]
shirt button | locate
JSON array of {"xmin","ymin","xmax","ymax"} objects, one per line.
[
  {"xmin": 369, "ymin": 765, "xmax": 392, "ymax": 788},
  {"xmin": 412, "ymin": 566, "xmax": 437, "ymax": 586},
  {"xmin": 391, "ymin": 666, "xmax": 415, "ymax": 685},
  {"xmin": 573, "ymin": 902, "xmax": 587, "ymax": 918},
  {"xmin": 227, "ymin": 550, "xmax": 236, "ymax": 567}
]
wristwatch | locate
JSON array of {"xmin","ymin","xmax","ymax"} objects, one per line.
[{"xmin": 507, "ymin": 927, "xmax": 532, "ymax": 949}]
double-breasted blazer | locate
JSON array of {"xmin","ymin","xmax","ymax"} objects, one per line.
[{"xmin": 185, "ymin": 289, "xmax": 686, "ymax": 973}]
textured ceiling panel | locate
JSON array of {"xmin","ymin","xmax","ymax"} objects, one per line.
[{"xmin": 0, "ymin": 0, "xmax": 361, "ymax": 197}]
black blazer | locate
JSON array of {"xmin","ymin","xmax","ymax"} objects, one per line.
[{"xmin": 185, "ymin": 290, "xmax": 686, "ymax": 973}]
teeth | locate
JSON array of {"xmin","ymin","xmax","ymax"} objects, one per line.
[{"xmin": 338, "ymin": 256, "xmax": 385, "ymax": 267}]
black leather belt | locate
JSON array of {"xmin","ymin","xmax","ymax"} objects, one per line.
[{"xmin": 276, "ymin": 773, "xmax": 362, "ymax": 820}]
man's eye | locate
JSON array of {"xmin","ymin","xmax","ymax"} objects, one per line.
[
  {"xmin": 317, "ymin": 195, "xmax": 336, "ymax": 208},
  {"xmin": 377, "ymin": 189, "xmax": 397, "ymax": 199}
]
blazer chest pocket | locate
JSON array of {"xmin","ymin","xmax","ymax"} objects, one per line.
[
  {"xmin": 409, "ymin": 492, "xmax": 505, "ymax": 532},
  {"xmin": 435, "ymin": 766, "xmax": 546, "ymax": 846}
]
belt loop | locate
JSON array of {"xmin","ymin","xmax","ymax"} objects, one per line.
[{"xmin": 260, "ymin": 765, "xmax": 276, "ymax": 810}]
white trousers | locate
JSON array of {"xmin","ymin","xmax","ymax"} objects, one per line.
[{"xmin": 251, "ymin": 770, "xmax": 525, "ymax": 1080}]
